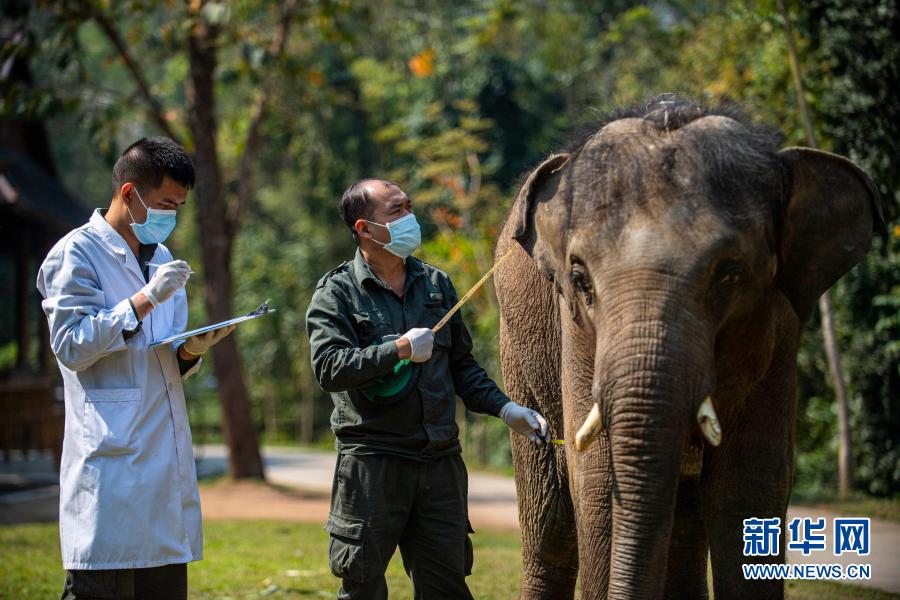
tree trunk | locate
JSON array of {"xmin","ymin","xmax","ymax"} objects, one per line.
[
  {"xmin": 299, "ymin": 342, "xmax": 315, "ymax": 445},
  {"xmin": 263, "ymin": 388, "xmax": 277, "ymax": 441},
  {"xmin": 186, "ymin": 4, "xmax": 264, "ymax": 479},
  {"xmin": 818, "ymin": 293, "xmax": 854, "ymax": 494},
  {"xmin": 778, "ymin": 0, "xmax": 853, "ymax": 497}
]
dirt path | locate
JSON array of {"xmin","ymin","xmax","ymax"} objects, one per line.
[
  {"xmin": 199, "ymin": 479, "xmax": 520, "ymax": 532},
  {"xmin": 196, "ymin": 446, "xmax": 521, "ymax": 531},
  {"xmin": 199, "ymin": 481, "xmax": 332, "ymax": 524}
]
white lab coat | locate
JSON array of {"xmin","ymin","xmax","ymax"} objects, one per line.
[{"xmin": 36, "ymin": 209, "xmax": 203, "ymax": 570}]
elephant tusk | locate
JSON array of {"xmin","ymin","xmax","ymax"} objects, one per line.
[
  {"xmin": 575, "ymin": 403, "xmax": 603, "ymax": 452},
  {"xmin": 697, "ymin": 396, "xmax": 722, "ymax": 447}
]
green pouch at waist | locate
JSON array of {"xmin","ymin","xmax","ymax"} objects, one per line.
[{"xmin": 360, "ymin": 335, "xmax": 419, "ymax": 402}]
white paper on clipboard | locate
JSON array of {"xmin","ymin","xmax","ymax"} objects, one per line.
[{"xmin": 149, "ymin": 301, "xmax": 275, "ymax": 347}]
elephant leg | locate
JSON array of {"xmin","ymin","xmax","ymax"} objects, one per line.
[
  {"xmin": 496, "ymin": 243, "xmax": 577, "ymax": 598},
  {"xmin": 569, "ymin": 432, "xmax": 612, "ymax": 600},
  {"xmin": 663, "ymin": 476, "xmax": 709, "ymax": 599},
  {"xmin": 701, "ymin": 388, "xmax": 794, "ymax": 599},
  {"xmin": 511, "ymin": 416, "xmax": 579, "ymax": 599}
]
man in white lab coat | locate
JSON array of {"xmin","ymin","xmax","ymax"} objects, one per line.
[{"xmin": 37, "ymin": 137, "xmax": 233, "ymax": 600}]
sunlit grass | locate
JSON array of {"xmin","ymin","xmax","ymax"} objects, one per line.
[{"xmin": 1, "ymin": 521, "xmax": 895, "ymax": 599}]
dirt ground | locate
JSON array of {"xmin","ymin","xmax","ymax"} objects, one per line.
[
  {"xmin": 199, "ymin": 480, "xmax": 521, "ymax": 532},
  {"xmin": 199, "ymin": 481, "xmax": 332, "ymax": 523}
]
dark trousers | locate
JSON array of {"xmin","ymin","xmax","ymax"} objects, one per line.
[
  {"xmin": 327, "ymin": 453, "xmax": 475, "ymax": 600},
  {"xmin": 60, "ymin": 563, "xmax": 187, "ymax": 600}
]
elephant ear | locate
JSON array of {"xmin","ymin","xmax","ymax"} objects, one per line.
[
  {"xmin": 511, "ymin": 154, "xmax": 570, "ymax": 276},
  {"xmin": 777, "ymin": 147, "xmax": 883, "ymax": 322}
]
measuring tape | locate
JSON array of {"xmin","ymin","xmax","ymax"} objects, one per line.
[
  {"xmin": 431, "ymin": 248, "xmax": 514, "ymax": 334},
  {"xmin": 425, "ymin": 247, "xmax": 566, "ymax": 446}
]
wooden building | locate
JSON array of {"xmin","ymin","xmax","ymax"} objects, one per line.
[{"xmin": 0, "ymin": 146, "xmax": 88, "ymax": 464}]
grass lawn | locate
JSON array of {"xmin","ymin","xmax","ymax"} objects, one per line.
[
  {"xmin": 802, "ymin": 495, "xmax": 900, "ymax": 524},
  {"xmin": 2, "ymin": 520, "xmax": 896, "ymax": 599}
]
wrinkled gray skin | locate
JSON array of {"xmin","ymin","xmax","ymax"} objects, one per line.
[{"xmin": 495, "ymin": 103, "xmax": 881, "ymax": 599}]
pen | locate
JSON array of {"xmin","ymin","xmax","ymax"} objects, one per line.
[{"xmin": 145, "ymin": 262, "xmax": 195, "ymax": 274}]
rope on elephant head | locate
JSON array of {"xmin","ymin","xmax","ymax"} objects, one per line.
[
  {"xmin": 550, "ymin": 439, "xmax": 565, "ymax": 445},
  {"xmin": 431, "ymin": 248, "xmax": 515, "ymax": 334}
]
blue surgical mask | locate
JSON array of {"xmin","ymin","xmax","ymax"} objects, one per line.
[
  {"xmin": 127, "ymin": 187, "xmax": 177, "ymax": 244},
  {"xmin": 366, "ymin": 213, "xmax": 421, "ymax": 259}
]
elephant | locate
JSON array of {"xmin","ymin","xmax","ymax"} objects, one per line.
[{"xmin": 494, "ymin": 95, "xmax": 882, "ymax": 599}]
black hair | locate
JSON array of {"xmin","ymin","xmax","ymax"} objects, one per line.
[
  {"xmin": 340, "ymin": 179, "xmax": 376, "ymax": 239},
  {"xmin": 561, "ymin": 94, "xmax": 786, "ymax": 227},
  {"xmin": 563, "ymin": 93, "xmax": 783, "ymax": 155},
  {"xmin": 111, "ymin": 136, "xmax": 195, "ymax": 197}
]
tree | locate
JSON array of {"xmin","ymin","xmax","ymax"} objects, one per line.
[
  {"xmin": 15, "ymin": 0, "xmax": 897, "ymax": 493},
  {"xmin": 64, "ymin": 0, "xmax": 300, "ymax": 478},
  {"xmin": 777, "ymin": 0, "xmax": 854, "ymax": 497},
  {"xmin": 799, "ymin": 0, "xmax": 900, "ymax": 496},
  {"xmin": 181, "ymin": 0, "xmax": 298, "ymax": 478}
]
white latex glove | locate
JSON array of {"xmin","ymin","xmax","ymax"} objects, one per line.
[
  {"xmin": 142, "ymin": 260, "xmax": 191, "ymax": 307},
  {"xmin": 182, "ymin": 325, "xmax": 236, "ymax": 357},
  {"xmin": 401, "ymin": 327, "xmax": 434, "ymax": 363},
  {"xmin": 499, "ymin": 401, "xmax": 550, "ymax": 444}
]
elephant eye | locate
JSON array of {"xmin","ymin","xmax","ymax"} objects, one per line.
[
  {"xmin": 716, "ymin": 261, "xmax": 745, "ymax": 287},
  {"xmin": 570, "ymin": 262, "xmax": 594, "ymax": 306},
  {"xmin": 720, "ymin": 272, "xmax": 741, "ymax": 286}
]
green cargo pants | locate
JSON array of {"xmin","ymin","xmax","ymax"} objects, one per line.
[{"xmin": 326, "ymin": 452, "xmax": 475, "ymax": 600}]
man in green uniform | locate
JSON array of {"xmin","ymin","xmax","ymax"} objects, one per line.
[{"xmin": 306, "ymin": 179, "xmax": 549, "ymax": 599}]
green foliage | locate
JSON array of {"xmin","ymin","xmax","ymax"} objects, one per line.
[
  {"xmin": 795, "ymin": 0, "xmax": 900, "ymax": 496},
  {"xmin": 7, "ymin": 0, "xmax": 898, "ymax": 488},
  {"xmin": 832, "ymin": 234, "xmax": 900, "ymax": 496},
  {"xmin": 803, "ymin": 0, "xmax": 900, "ymax": 222},
  {"xmin": 0, "ymin": 341, "xmax": 18, "ymax": 372}
]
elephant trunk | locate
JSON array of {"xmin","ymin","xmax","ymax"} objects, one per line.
[{"xmin": 596, "ymin": 311, "xmax": 710, "ymax": 600}]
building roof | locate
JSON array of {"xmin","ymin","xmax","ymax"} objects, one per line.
[{"xmin": 0, "ymin": 146, "xmax": 89, "ymax": 234}]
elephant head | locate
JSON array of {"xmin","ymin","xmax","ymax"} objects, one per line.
[{"xmin": 509, "ymin": 97, "xmax": 881, "ymax": 598}]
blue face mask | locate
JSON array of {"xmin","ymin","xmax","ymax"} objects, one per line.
[
  {"xmin": 366, "ymin": 213, "xmax": 422, "ymax": 259},
  {"xmin": 127, "ymin": 187, "xmax": 177, "ymax": 244}
]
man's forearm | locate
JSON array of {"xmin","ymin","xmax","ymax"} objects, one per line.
[
  {"xmin": 178, "ymin": 345, "xmax": 200, "ymax": 362},
  {"xmin": 396, "ymin": 336, "xmax": 412, "ymax": 360},
  {"xmin": 453, "ymin": 357, "xmax": 510, "ymax": 416},
  {"xmin": 129, "ymin": 291, "xmax": 154, "ymax": 320},
  {"xmin": 314, "ymin": 342, "xmax": 402, "ymax": 392}
]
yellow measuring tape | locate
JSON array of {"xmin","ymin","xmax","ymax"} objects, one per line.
[
  {"xmin": 431, "ymin": 248, "xmax": 514, "ymax": 334},
  {"xmin": 428, "ymin": 247, "xmax": 567, "ymax": 447}
]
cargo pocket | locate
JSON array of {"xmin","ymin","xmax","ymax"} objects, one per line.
[
  {"xmin": 82, "ymin": 388, "xmax": 142, "ymax": 457},
  {"xmin": 326, "ymin": 512, "xmax": 366, "ymax": 582},
  {"xmin": 465, "ymin": 519, "xmax": 475, "ymax": 576}
]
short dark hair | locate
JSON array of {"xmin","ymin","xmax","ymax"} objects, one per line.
[
  {"xmin": 340, "ymin": 179, "xmax": 375, "ymax": 239},
  {"xmin": 111, "ymin": 137, "xmax": 195, "ymax": 196}
]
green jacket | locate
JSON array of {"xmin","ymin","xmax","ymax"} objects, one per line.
[{"xmin": 306, "ymin": 249, "xmax": 509, "ymax": 459}]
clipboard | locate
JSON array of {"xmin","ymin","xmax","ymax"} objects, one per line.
[{"xmin": 149, "ymin": 301, "xmax": 276, "ymax": 347}]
